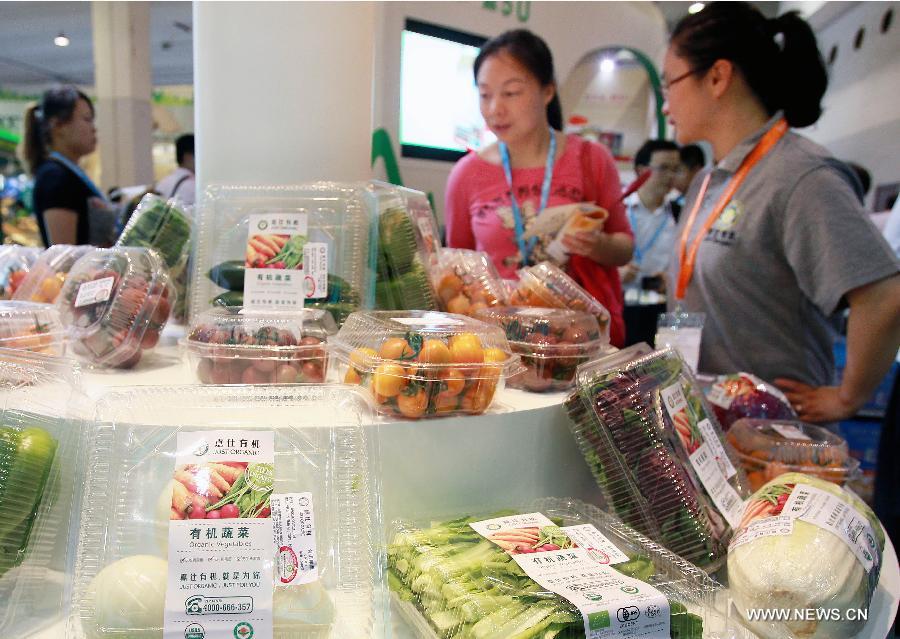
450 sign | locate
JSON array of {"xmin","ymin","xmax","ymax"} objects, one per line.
[{"xmin": 483, "ymin": 1, "xmax": 531, "ymax": 23}]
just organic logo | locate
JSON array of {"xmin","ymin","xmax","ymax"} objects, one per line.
[
  {"xmin": 257, "ymin": 220, "xmax": 269, "ymax": 230},
  {"xmin": 193, "ymin": 441, "xmax": 209, "ymax": 457}
]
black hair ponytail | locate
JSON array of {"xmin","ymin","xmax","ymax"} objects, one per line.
[
  {"xmin": 671, "ymin": 2, "xmax": 828, "ymax": 128},
  {"xmin": 16, "ymin": 85, "xmax": 93, "ymax": 175}
]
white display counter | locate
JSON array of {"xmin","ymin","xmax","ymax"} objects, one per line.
[{"xmin": 21, "ymin": 325, "xmax": 900, "ymax": 638}]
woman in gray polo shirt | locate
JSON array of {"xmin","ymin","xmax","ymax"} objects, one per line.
[{"xmin": 662, "ymin": 2, "xmax": 900, "ymax": 424}]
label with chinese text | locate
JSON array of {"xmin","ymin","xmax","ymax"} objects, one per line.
[
  {"xmin": 470, "ymin": 513, "xmax": 670, "ymax": 638},
  {"xmin": 770, "ymin": 422, "xmax": 812, "ymax": 441},
  {"xmin": 271, "ymin": 492, "xmax": 318, "ymax": 585},
  {"xmin": 164, "ymin": 431, "xmax": 275, "ymax": 638},
  {"xmin": 244, "ymin": 212, "xmax": 308, "ymax": 310},
  {"xmin": 302, "ymin": 243, "xmax": 328, "ymax": 300},
  {"xmin": 74, "ymin": 276, "xmax": 114, "ymax": 307},
  {"xmin": 661, "ymin": 383, "xmax": 742, "ymax": 528},
  {"xmin": 729, "ymin": 515, "xmax": 794, "ymax": 552}
]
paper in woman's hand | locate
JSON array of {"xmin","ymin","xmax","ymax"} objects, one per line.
[
  {"xmin": 523, "ymin": 202, "xmax": 605, "ymax": 239},
  {"xmin": 543, "ymin": 203, "xmax": 609, "ymax": 263}
]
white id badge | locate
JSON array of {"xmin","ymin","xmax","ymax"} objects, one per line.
[{"xmin": 655, "ymin": 311, "xmax": 705, "ymax": 372}]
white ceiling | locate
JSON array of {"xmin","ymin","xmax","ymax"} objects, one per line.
[
  {"xmin": 0, "ymin": 1, "xmax": 784, "ymax": 93},
  {"xmin": 0, "ymin": 1, "xmax": 193, "ymax": 90}
]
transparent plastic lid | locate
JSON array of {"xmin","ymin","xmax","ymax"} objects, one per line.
[
  {"xmin": 56, "ymin": 247, "xmax": 174, "ymax": 368},
  {"xmin": 70, "ymin": 385, "xmax": 383, "ymax": 639},
  {"xmin": 117, "ymin": 193, "xmax": 193, "ymax": 269},
  {"xmin": 389, "ymin": 497, "xmax": 742, "ymax": 639},
  {"xmin": 0, "ymin": 301, "xmax": 66, "ymax": 356},
  {"xmin": 473, "ymin": 306, "xmax": 607, "ymax": 356},
  {"xmin": 367, "ymin": 182, "xmax": 439, "ymax": 311},
  {"xmin": 726, "ymin": 418, "xmax": 859, "ymax": 490},
  {"xmin": 0, "ymin": 351, "xmax": 84, "ymax": 636},
  {"xmin": 330, "ymin": 310, "xmax": 519, "ymax": 376},
  {"xmin": 434, "ymin": 248, "xmax": 508, "ymax": 317},
  {"xmin": 0, "ymin": 246, "xmax": 41, "ymax": 300},
  {"xmin": 565, "ymin": 345, "xmax": 750, "ymax": 569},
  {"xmin": 511, "ymin": 262, "xmax": 611, "ymax": 337},
  {"xmin": 11, "ymin": 244, "xmax": 93, "ymax": 304},
  {"xmin": 191, "ymin": 183, "xmax": 376, "ymax": 326},
  {"xmin": 184, "ymin": 306, "xmax": 335, "ymax": 384}
]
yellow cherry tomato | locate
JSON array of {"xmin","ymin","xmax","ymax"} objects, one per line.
[
  {"xmin": 434, "ymin": 392, "xmax": 460, "ymax": 414},
  {"xmin": 397, "ymin": 389, "xmax": 428, "ymax": 419},
  {"xmin": 372, "ymin": 363, "xmax": 406, "ymax": 397},
  {"xmin": 450, "ymin": 333, "xmax": 484, "ymax": 364},
  {"xmin": 418, "ymin": 339, "xmax": 451, "ymax": 365},
  {"xmin": 439, "ymin": 369, "xmax": 466, "ymax": 398},
  {"xmin": 350, "ymin": 347, "xmax": 377, "ymax": 370},
  {"xmin": 379, "ymin": 337, "xmax": 414, "ymax": 360},
  {"xmin": 483, "ymin": 348, "xmax": 508, "ymax": 363},
  {"xmin": 446, "ymin": 294, "xmax": 471, "ymax": 316},
  {"xmin": 438, "ymin": 273, "xmax": 464, "ymax": 304},
  {"xmin": 344, "ymin": 368, "xmax": 361, "ymax": 385},
  {"xmin": 460, "ymin": 382, "xmax": 495, "ymax": 414}
]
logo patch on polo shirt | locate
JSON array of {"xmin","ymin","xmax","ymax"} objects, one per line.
[{"xmin": 705, "ymin": 200, "xmax": 743, "ymax": 245}]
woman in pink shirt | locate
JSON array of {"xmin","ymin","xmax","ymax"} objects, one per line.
[{"xmin": 445, "ymin": 29, "xmax": 634, "ymax": 346}]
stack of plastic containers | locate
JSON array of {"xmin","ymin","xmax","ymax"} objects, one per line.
[
  {"xmin": 330, "ymin": 310, "xmax": 522, "ymax": 419},
  {"xmin": 191, "ymin": 183, "xmax": 376, "ymax": 325},
  {"xmin": 725, "ymin": 418, "xmax": 860, "ymax": 491},
  {"xmin": 433, "ymin": 249, "xmax": 508, "ymax": 317},
  {"xmin": 11, "ymin": 244, "xmax": 93, "ymax": 304},
  {"xmin": 69, "ymin": 384, "xmax": 384, "ymax": 639},
  {"xmin": 0, "ymin": 349, "xmax": 84, "ymax": 636},
  {"xmin": 367, "ymin": 182, "xmax": 439, "ymax": 311},
  {"xmin": 473, "ymin": 306, "xmax": 612, "ymax": 392},
  {"xmin": 0, "ymin": 301, "xmax": 67, "ymax": 357},
  {"xmin": 388, "ymin": 497, "xmax": 743, "ymax": 639},
  {"xmin": 565, "ymin": 345, "xmax": 750, "ymax": 570},
  {"xmin": 0, "ymin": 246, "xmax": 41, "ymax": 300},
  {"xmin": 184, "ymin": 306, "xmax": 336, "ymax": 384},
  {"xmin": 510, "ymin": 261, "xmax": 611, "ymax": 337},
  {"xmin": 56, "ymin": 247, "xmax": 174, "ymax": 368}
]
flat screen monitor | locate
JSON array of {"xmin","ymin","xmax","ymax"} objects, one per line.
[{"xmin": 400, "ymin": 19, "xmax": 495, "ymax": 162}]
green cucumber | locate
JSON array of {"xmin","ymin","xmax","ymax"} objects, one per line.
[{"xmin": 208, "ymin": 260, "xmax": 246, "ymax": 291}]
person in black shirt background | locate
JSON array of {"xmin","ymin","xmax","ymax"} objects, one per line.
[{"xmin": 20, "ymin": 86, "xmax": 101, "ymax": 246}]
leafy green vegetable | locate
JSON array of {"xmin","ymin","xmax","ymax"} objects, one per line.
[
  {"xmin": 118, "ymin": 197, "xmax": 191, "ymax": 269},
  {"xmin": 388, "ymin": 511, "xmax": 704, "ymax": 639}
]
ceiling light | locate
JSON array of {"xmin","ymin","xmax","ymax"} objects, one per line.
[
  {"xmin": 54, "ymin": 33, "xmax": 70, "ymax": 47},
  {"xmin": 600, "ymin": 58, "xmax": 616, "ymax": 74},
  {"xmin": 688, "ymin": 3, "xmax": 705, "ymax": 14}
]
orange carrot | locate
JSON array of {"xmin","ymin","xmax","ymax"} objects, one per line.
[
  {"xmin": 256, "ymin": 235, "xmax": 281, "ymax": 254},
  {"xmin": 249, "ymin": 238, "xmax": 275, "ymax": 259}
]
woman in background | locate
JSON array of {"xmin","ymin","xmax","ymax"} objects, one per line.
[
  {"xmin": 20, "ymin": 86, "xmax": 101, "ymax": 246},
  {"xmin": 662, "ymin": 2, "xmax": 899, "ymax": 422},
  {"xmin": 445, "ymin": 29, "xmax": 634, "ymax": 346}
]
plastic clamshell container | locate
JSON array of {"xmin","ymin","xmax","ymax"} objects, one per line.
[
  {"xmin": 56, "ymin": 247, "xmax": 174, "ymax": 368},
  {"xmin": 191, "ymin": 183, "xmax": 376, "ymax": 326},
  {"xmin": 388, "ymin": 497, "xmax": 747, "ymax": 639},
  {"xmin": 0, "ymin": 301, "xmax": 66, "ymax": 357},
  {"xmin": 725, "ymin": 418, "xmax": 860, "ymax": 492},
  {"xmin": 116, "ymin": 193, "xmax": 193, "ymax": 269},
  {"xmin": 433, "ymin": 248, "xmax": 508, "ymax": 317},
  {"xmin": 510, "ymin": 261, "xmax": 611, "ymax": 340},
  {"xmin": 184, "ymin": 306, "xmax": 335, "ymax": 384},
  {"xmin": 11, "ymin": 244, "xmax": 93, "ymax": 304},
  {"xmin": 473, "ymin": 306, "xmax": 610, "ymax": 392},
  {"xmin": 0, "ymin": 246, "xmax": 42, "ymax": 300},
  {"xmin": 69, "ymin": 385, "xmax": 383, "ymax": 639},
  {"xmin": 367, "ymin": 182, "xmax": 440, "ymax": 311},
  {"xmin": 0, "ymin": 351, "xmax": 84, "ymax": 636},
  {"xmin": 564, "ymin": 345, "xmax": 750, "ymax": 570},
  {"xmin": 330, "ymin": 310, "xmax": 522, "ymax": 420}
]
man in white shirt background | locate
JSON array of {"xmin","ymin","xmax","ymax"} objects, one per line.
[
  {"xmin": 619, "ymin": 139, "xmax": 681, "ymax": 345},
  {"xmin": 155, "ymin": 133, "xmax": 195, "ymax": 205}
]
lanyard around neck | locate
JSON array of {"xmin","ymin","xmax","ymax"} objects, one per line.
[
  {"xmin": 49, "ymin": 151, "xmax": 106, "ymax": 201},
  {"xmin": 627, "ymin": 205, "xmax": 671, "ymax": 264},
  {"xmin": 675, "ymin": 118, "xmax": 788, "ymax": 300},
  {"xmin": 499, "ymin": 129, "xmax": 556, "ymax": 265}
]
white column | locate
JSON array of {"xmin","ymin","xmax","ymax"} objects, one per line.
[
  {"xmin": 193, "ymin": 1, "xmax": 377, "ymax": 192},
  {"xmin": 91, "ymin": 1, "xmax": 154, "ymax": 190}
]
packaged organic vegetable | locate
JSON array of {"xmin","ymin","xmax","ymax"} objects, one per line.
[
  {"xmin": 368, "ymin": 181, "xmax": 440, "ymax": 311},
  {"xmin": 11, "ymin": 244, "xmax": 92, "ymax": 304},
  {"xmin": 389, "ymin": 497, "xmax": 744, "ymax": 639},
  {"xmin": 729, "ymin": 472, "xmax": 885, "ymax": 639},
  {"xmin": 434, "ymin": 249, "xmax": 508, "ymax": 317},
  {"xmin": 70, "ymin": 385, "xmax": 383, "ymax": 639},
  {"xmin": 0, "ymin": 245, "xmax": 41, "ymax": 300},
  {"xmin": 0, "ymin": 301, "xmax": 67, "ymax": 357},
  {"xmin": 565, "ymin": 345, "xmax": 751, "ymax": 570},
  {"xmin": 704, "ymin": 372, "xmax": 796, "ymax": 431},
  {"xmin": 330, "ymin": 310, "xmax": 522, "ymax": 420},
  {"xmin": 192, "ymin": 183, "xmax": 375, "ymax": 325},
  {"xmin": 0, "ymin": 350, "xmax": 84, "ymax": 636},
  {"xmin": 117, "ymin": 193, "xmax": 193, "ymax": 270}
]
